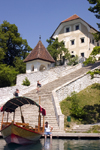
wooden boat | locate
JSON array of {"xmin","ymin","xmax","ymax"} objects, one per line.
[{"xmin": 0, "ymin": 96, "xmax": 46, "ymax": 145}]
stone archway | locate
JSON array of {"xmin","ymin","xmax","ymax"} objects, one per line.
[{"xmin": 39, "ymin": 65, "xmax": 46, "ymax": 71}]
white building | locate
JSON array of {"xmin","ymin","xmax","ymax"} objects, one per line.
[
  {"xmin": 24, "ymin": 40, "xmax": 55, "ymax": 73},
  {"xmin": 51, "ymin": 14, "xmax": 100, "ymax": 59}
]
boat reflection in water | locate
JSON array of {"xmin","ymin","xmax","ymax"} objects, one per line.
[
  {"xmin": 3, "ymin": 140, "xmax": 43, "ymax": 150},
  {"xmin": 1, "ymin": 138, "xmax": 100, "ymax": 150}
]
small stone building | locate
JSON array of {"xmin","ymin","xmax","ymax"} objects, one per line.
[{"xmin": 24, "ymin": 40, "xmax": 55, "ymax": 73}]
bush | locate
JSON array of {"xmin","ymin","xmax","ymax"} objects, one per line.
[
  {"xmin": 22, "ymin": 77, "xmax": 30, "ymax": 86},
  {"xmin": 0, "ymin": 64, "xmax": 18, "ymax": 87},
  {"xmin": 67, "ymin": 55, "xmax": 78, "ymax": 66},
  {"xmin": 70, "ymin": 93, "xmax": 86, "ymax": 121}
]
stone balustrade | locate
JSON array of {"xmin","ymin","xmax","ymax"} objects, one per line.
[{"xmin": 52, "ymin": 66, "xmax": 100, "ymax": 130}]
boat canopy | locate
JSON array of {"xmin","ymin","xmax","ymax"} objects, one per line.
[{"xmin": 0, "ymin": 97, "xmax": 46, "ymax": 116}]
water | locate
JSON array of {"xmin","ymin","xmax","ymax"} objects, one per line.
[{"xmin": 0, "ymin": 138, "xmax": 100, "ymax": 150}]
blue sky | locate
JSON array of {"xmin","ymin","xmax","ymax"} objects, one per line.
[{"xmin": 0, "ymin": 0, "xmax": 98, "ymax": 49}]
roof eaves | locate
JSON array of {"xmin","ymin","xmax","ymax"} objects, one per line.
[
  {"xmin": 51, "ymin": 22, "xmax": 62, "ymax": 39},
  {"xmin": 51, "ymin": 16, "xmax": 98, "ymax": 39}
]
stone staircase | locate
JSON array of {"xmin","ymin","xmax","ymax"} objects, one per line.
[
  {"xmin": 23, "ymin": 62, "xmax": 100, "ymax": 133},
  {"xmin": 0, "ymin": 62, "xmax": 100, "ymax": 133},
  {"xmin": 71, "ymin": 124, "xmax": 92, "ymax": 133}
]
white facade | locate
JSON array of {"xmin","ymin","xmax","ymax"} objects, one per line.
[
  {"xmin": 26, "ymin": 59, "xmax": 51, "ymax": 73},
  {"xmin": 52, "ymin": 15, "xmax": 100, "ymax": 59}
]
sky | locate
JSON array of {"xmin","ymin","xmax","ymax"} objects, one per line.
[{"xmin": 0, "ymin": 0, "xmax": 98, "ymax": 49}]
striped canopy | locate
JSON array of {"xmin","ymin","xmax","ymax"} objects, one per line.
[{"xmin": 0, "ymin": 97, "xmax": 46, "ymax": 116}]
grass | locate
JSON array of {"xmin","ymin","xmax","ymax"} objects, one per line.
[
  {"xmin": 86, "ymin": 125, "xmax": 100, "ymax": 133},
  {"xmin": 60, "ymin": 83, "xmax": 100, "ymax": 128}
]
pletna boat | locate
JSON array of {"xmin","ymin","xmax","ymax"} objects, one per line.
[{"xmin": 0, "ymin": 96, "xmax": 46, "ymax": 145}]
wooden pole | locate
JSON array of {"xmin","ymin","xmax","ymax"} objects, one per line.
[
  {"xmin": 43, "ymin": 116, "xmax": 45, "ymax": 132},
  {"xmin": 7, "ymin": 112, "xmax": 9, "ymax": 122},
  {"xmin": 1, "ymin": 111, "xmax": 4, "ymax": 130},
  {"xmin": 39, "ymin": 96, "xmax": 41, "ymax": 105},
  {"xmin": 13, "ymin": 111, "xmax": 15, "ymax": 124},
  {"xmin": 20, "ymin": 107, "xmax": 25, "ymax": 123},
  {"xmin": 38, "ymin": 96, "xmax": 41, "ymax": 132}
]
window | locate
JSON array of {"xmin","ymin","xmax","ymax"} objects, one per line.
[
  {"xmin": 71, "ymin": 40, "xmax": 75, "ymax": 45},
  {"xmin": 97, "ymin": 42, "xmax": 99, "ymax": 46},
  {"xmin": 31, "ymin": 66, "xmax": 34, "ymax": 71},
  {"xmin": 71, "ymin": 55, "xmax": 75, "ymax": 58},
  {"xmin": 75, "ymin": 25, "xmax": 79, "ymax": 30},
  {"xmin": 81, "ymin": 53, "xmax": 84, "ymax": 57},
  {"xmin": 64, "ymin": 26, "xmax": 71, "ymax": 33},
  {"xmin": 92, "ymin": 39, "xmax": 94, "ymax": 44},
  {"xmin": 80, "ymin": 38, "xmax": 85, "ymax": 43},
  {"xmin": 71, "ymin": 51, "xmax": 74, "ymax": 53},
  {"xmin": 66, "ymin": 27, "xmax": 70, "ymax": 32}
]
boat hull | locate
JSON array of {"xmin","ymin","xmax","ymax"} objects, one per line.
[{"xmin": 1, "ymin": 124, "xmax": 42, "ymax": 145}]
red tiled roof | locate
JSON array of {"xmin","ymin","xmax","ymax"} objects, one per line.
[
  {"xmin": 24, "ymin": 40, "xmax": 55, "ymax": 63},
  {"xmin": 62, "ymin": 14, "xmax": 79, "ymax": 23},
  {"xmin": 51, "ymin": 14, "xmax": 97, "ymax": 38}
]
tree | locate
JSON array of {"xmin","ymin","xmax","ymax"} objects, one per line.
[
  {"xmin": 83, "ymin": 46, "xmax": 100, "ymax": 78},
  {"xmin": 0, "ymin": 21, "xmax": 32, "ymax": 66},
  {"xmin": 0, "ymin": 48, "xmax": 5, "ymax": 63},
  {"xmin": 14, "ymin": 57, "xmax": 26, "ymax": 73},
  {"xmin": 87, "ymin": 0, "xmax": 100, "ymax": 41},
  {"xmin": 0, "ymin": 64, "xmax": 18, "ymax": 87},
  {"xmin": 67, "ymin": 55, "xmax": 79, "ymax": 66},
  {"xmin": 46, "ymin": 38, "xmax": 71, "ymax": 62},
  {"xmin": 84, "ymin": 1, "xmax": 100, "ymax": 78}
]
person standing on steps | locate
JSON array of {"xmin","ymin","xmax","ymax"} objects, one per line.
[
  {"xmin": 13, "ymin": 89, "xmax": 19, "ymax": 97},
  {"xmin": 44, "ymin": 122, "xmax": 53, "ymax": 139},
  {"xmin": 36, "ymin": 81, "xmax": 41, "ymax": 93}
]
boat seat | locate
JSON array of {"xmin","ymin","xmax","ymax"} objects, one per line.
[
  {"xmin": 1, "ymin": 122, "xmax": 11, "ymax": 129},
  {"xmin": 15, "ymin": 122, "xmax": 29, "ymax": 127},
  {"xmin": 2, "ymin": 122, "xmax": 11, "ymax": 125}
]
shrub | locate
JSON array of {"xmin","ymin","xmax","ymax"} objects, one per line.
[
  {"xmin": 22, "ymin": 77, "xmax": 30, "ymax": 86},
  {"xmin": 0, "ymin": 64, "xmax": 18, "ymax": 87},
  {"xmin": 70, "ymin": 93, "xmax": 86, "ymax": 121}
]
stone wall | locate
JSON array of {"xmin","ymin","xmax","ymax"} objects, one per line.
[
  {"xmin": 16, "ymin": 63, "xmax": 82, "ymax": 86},
  {"xmin": 0, "ymin": 63, "xmax": 82, "ymax": 105},
  {"xmin": 52, "ymin": 66, "xmax": 100, "ymax": 130}
]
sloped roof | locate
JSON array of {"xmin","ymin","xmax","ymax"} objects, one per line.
[
  {"xmin": 24, "ymin": 40, "xmax": 55, "ymax": 63},
  {"xmin": 62, "ymin": 14, "xmax": 79, "ymax": 23},
  {"xmin": 51, "ymin": 14, "xmax": 98, "ymax": 38}
]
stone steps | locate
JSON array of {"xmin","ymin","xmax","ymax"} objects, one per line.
[
  {"xmin": 72, "ymin": 125, "xmax": 92, "ymax": 133},
  {"xmin": 0, "ymin": 62, "xmax": 100, "ymax": 133}
]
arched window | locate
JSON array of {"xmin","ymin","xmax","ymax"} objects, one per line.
[
  {"xmin": 39, "ymin": 65, "xmax": 46, "ymax": 71},
  {"xmin": 31, "ymin": 65, "xmax": 34, "ymax": 71}
]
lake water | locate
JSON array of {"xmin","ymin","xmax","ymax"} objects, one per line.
[{"xmin": 0, "ymin": 138, "xmax": 100, "ymax": 150}]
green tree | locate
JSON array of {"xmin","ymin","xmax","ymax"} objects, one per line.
[
  {"xmin": 67, "ymin": 55, "xmax": 79, "ymax": 66},
  {"xmin": 0, "ymin": 21, "xmax": 32, "ymax": 66},
  {"xmin": 0, "ymin": 64, "xmax": 18, "ymax": 87},
  {"xmin": 83, "ymin": 46, "xmax": 100, "ymax": 65},
  {"xmin": 87, "ymin": 0, "xmax": 100, "ymax": 41},
  {"xmin": 14, "ymin": 57, "xmax": 26, "ymax": 73},
  {"xmin": 0, "ymin": 48, "xmax": 5, "ymax": 63},
  {"xmin": 83, "ymin": 46, "xmax": 100, "ymax": 78},
  {"xmin": 46, "ymin": 38, "xmax": 70, "ymax": 62}
]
